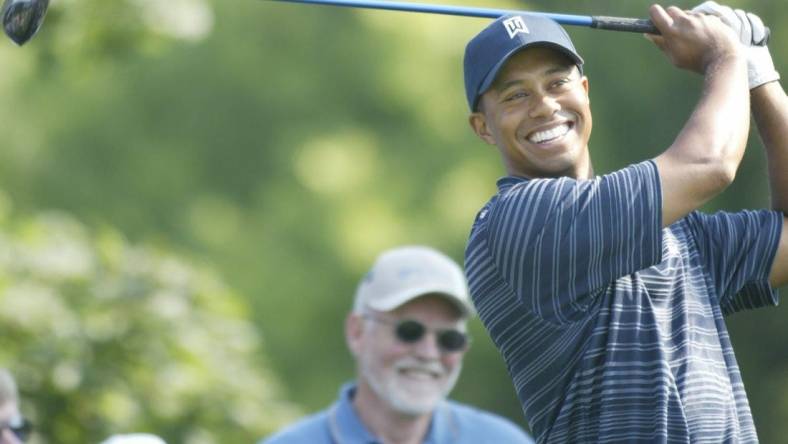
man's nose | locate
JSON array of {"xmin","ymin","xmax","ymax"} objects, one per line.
[
  {"xmin": 529, "ymin": 93, "xmax": 560, "ymax": 118},
  {"xmin": 411, "ymin": 331, "xmax": 442, "ymax": 359}
]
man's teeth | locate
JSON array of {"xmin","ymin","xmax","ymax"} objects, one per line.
[
  {"xmin": 528, "ymin": 123, "xmax": 570, "ymax": 143},
  {"xmin": 401, "ymin": 368, "xmax": 437, "ymax": 379}
]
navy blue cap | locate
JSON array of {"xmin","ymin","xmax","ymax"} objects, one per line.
[{"xmin": 464, "ymin": 14, "xmax": 584, "ymax": 111}]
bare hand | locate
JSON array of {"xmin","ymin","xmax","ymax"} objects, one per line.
[{"xmin": 646, "ymin": 4, "xmax": 742, "ymax": 74}]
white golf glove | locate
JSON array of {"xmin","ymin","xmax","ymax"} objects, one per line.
[{"xmin": 693, "ymin": 1, "xmax": 779, "ymax": 89}]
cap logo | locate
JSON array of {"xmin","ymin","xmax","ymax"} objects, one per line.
[{"xmin": 503, "ymin": 16, "xmax": 529, "ymax": 39}]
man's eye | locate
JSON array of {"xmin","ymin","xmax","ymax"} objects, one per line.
[
  {"xmin": 551, "ymin": 78, "xmax": 570, "ymax": 88},
  {"xmin": 505, "ymin": 91, "xmax": 527, "ymax": 102}
]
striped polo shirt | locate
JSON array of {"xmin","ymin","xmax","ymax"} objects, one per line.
[{"xmin": 465, "ymin": 161, "xmax": 782, "ymax": 443}]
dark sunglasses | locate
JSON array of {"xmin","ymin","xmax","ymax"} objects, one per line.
[
  {"xmin": 1, "ymin": 416, "xmax": 32, "ymax": 442},
  {"xmin": 364, "ymin": 315, "xmax": 469, "ymax": 353}
]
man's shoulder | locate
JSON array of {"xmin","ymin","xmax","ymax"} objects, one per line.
[
  {"xmin": 258, "ymin": 409, "xmax": 331, "ymax": 444},
  {"xmin": 445, "ymin": 400, "xmax": 535, "ymax": 443}
]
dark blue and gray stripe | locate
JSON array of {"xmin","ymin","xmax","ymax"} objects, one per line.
[{"xmin": 465, "ymin": 160, "xmax": 782, "ymax": 443}]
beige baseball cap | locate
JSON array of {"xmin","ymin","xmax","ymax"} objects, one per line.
[{"xmin": 353, "ymin": 246, "xmax": 474, "ymax": 316}]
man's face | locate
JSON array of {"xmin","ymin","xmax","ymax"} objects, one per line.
[
  {"xmin": 0, "ymin": 402, "xmax": 23, "ymax": 444},
  {"xmin": 352, "ymin": 295, "xmax": 466, "ymax": 416},
  {"xmin": 470, "ymin": 46, "xmax": 593, "ymax": 179}
]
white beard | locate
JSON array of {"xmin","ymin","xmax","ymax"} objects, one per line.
[{"xmin": 359, "ymin": 355, "xmax": 461, "ymax": 416}]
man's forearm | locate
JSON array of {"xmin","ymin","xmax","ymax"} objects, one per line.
[
  {"xmin": 752, "ymin": 82, "xmax": 788, "ymax": 214},
  {"xmin": 677, "ymin": 55, "xmax": 750, "ymax": 174},
  {"xmin": 655, "ymin": 54, "xmax": 749, "ymax": 226}
]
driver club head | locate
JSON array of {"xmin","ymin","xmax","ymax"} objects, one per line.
[{"xmin": 2, "ymin": 0, "xmax": 49, "ymax": 46}]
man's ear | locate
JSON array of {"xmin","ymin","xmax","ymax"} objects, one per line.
[
  {"xmin": 469, "ymin": 111, "xmax": 496, "ymax": 145},
  {"xmin": 581, "ymin": 75, "xmax": 590, "ymax": 98},
  {"xmin": 345, "ymin": 313, "xmax": 364, "ymax": 357}
]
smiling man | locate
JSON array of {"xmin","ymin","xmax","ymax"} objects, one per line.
[
  {"xmin": 469, "ymin": 39, "xmax": 591, "ymax": 180},
  {"xmin": 261, "ymin": 246, "xmax": 534, "ymax": 444},
  {"xmin": 464, "ymin": 3, "xmax": 788, "ymax": 443}
]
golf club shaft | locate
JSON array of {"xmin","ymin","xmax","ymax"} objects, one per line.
[{"xmin": 270, "ymin": 0, "xmax": 659, "ymax": 34}]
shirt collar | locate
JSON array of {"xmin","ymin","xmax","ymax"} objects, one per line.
[
  {"xmin": 496, "ymin": 175, "xmax": 528, "ymax": 193},
  {"xmin": 330, "ymin": 383, "xmax": 377, "ymax": 444},
  {"xmin": 331, "ymin": 382, "xmax": 455, "ymax": 444}
]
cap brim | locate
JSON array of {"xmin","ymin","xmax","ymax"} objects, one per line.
[
  {"xmin": 474, "ymin": 42, "xmax": 584, "ymax": 111},
  {"xmin": 367, "ymin": 287, "xmax": 475, "ymax": 317}
]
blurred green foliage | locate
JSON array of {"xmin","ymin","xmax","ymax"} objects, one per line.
[
  {"xmin": 0, "ymin": 0, "xmax": 787, "ymax": 442},
  {"xmin": 0, "ymin": 198, "xmax": 299, "ymax": 443}
]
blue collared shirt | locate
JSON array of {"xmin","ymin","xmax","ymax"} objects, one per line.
[
  {"xmin": 465, "ymin": 161, "xmax": 782, "ymax": 442},
  {"xmin": 260, "ymin": 383, "xmax": 534, "ymax": 444}
]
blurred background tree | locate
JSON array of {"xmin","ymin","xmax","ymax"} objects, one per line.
[
  {"xmin": 0, "ymin": 0, "xmax": 786, "ymax": 442},
  {"xmin": 0, "ymin": 198, "xmax": 299, "ymax": 443}
]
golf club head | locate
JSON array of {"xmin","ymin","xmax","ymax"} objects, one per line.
[{"xmin": 2, "ymin": 0, "xmax": 49, "ymax": 46}]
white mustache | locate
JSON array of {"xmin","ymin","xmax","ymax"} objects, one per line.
[{"xmin": 393, "ymin": 357, "xmax": 445, "ymax": 376}]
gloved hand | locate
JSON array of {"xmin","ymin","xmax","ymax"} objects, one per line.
[{"xmin": 693, "ymin": 1, "xmax": 779, "ymax": 89}]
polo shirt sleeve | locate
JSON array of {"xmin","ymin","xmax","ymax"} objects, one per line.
[
  {"xmin": 685, "ymin": 209, "xmax": 782, "ymax": 315},
  {"xmin": 485, "ymin": 161, "xmax": 662, "ymax": 324}
]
